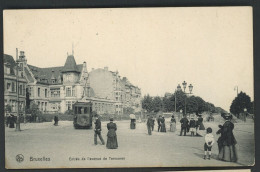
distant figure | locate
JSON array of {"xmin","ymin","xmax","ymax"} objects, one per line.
[
  {"xmin": 217, "ymin": 113, "xmax": 237, "ymax": 162},
  {"xmin": 9, "ymin": 115, "xmax": 15, "ymax": 128},
  {"xmin": 196, "ymin": 113, "xmax": 205, "ymax": 136},
  {"xmin": 170, "ymin": 115, "xmax": 176, "ymax": 132},
  {"xmin": 94, "ymin": 116, "xmax": 105, "ymax": 145},
  {"xmin": 204, "ymin": 127, "xmax": 215, "ymax": 160},
  {"xmin": 180, "ymin": 114, "xmax": 189, "ymax": 136},
  {"xmin": 130, "ymin": 118, "xmax": 136, "ymax": 129},
  {"xmin": 157, "ymin": 115, "xmax": 162, "ymax": 132},
  {"xmin": 6, "ymin": 115, "xmax": 10, "ymax": 127},
  {"xmin": 151, "ymin": 116, "xmax": 155, "ymax": 131},
  {"xmin": 189, "ymin": 116, "xmax": 196, "ymax": 137},
  {"xmin": 160, "ymin": 116, "xmax": 166, "ymax": 132},
  {"xmin": 54, "ymin": 115, "xmax": 59, "ymax": 126},
  {"xmin": 147, "ymin": 115, "xmax": 153, "ymax": 135},
  {"xmin": 106, "ymin": 118, "xmax": 118, "ymax": 149}
]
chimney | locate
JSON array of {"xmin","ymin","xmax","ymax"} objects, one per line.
[
  {"xmin": 104, "ymin": 66, "xmax": 108, "ymax": 71},
  {"xmin": 16, "ymin": 48, "xmax": 18, "ymax": 61}
]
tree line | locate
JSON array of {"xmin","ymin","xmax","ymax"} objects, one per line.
[
  {"xmin": 142, "ymin": 90, "xmax": 226, "ymax": 114},
  {"xmin": 230, "ymin": 91, "xmax": 253, "ymax": 117}
]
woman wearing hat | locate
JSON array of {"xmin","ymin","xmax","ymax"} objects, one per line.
[
  {"xmin": 196, "ymin": 112, "xmax": 205, "ymax": 136},
  {"xmin": 106, "ymin": 118, "xmax": 118, "ymax": 149},
  {"xmin": 169, "ymin": 115, "xmax": 176, "ymax": 132},
  {"xmin": 217, "ymin": 113, "xmax": 237, "ymax": 162},
  {"xmin": 160, "ymin": 116, "xmax": 166, "ymax": 132}
]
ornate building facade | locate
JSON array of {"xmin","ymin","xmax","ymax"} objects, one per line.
[{"xmin": 4, "ymin": 50, "xmax": 142, "ymax": 115}]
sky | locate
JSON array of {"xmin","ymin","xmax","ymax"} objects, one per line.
[{"xmin": 3, "ymin": 7, "xmax": 254, "ymax": 111}]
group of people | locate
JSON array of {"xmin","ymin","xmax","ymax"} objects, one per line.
[
  {"xmin": 93, "ymin": 116, "xmax": 118, "ymax": 149},
  {"xmin": 5, "ymin": 114, "xmax": 16, "ymax": 128},
  {"xmin": 179, "ymin": 113, "xmax": 205, "ymax": 136}
]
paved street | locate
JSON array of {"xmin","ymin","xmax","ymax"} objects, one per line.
[{"xmin": 5, "ymin": 118, "xmax": 254, "ymax": 168}]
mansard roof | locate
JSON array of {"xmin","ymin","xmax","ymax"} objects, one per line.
[
  {"xmin": 62, "ymin": 55, "xmax": 80, "ymax": 73},
  {"xmin": 3, "ymin": 54, "xmax": 16, "ymax": 75},
  {"xmin": 28, "ymin": 64, "xmax": 83, "ymax": 85}
]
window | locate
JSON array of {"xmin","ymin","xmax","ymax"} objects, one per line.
[
  {"xmin": 7, "ymin": 83, "xmax": 11, "ymax": 91},
  {"xmin": 45, "ymin": 89, "xmax": 48, "ymax": 98},
  {"xmin": 12, "ymin": 82, "xmax": 15, "ymax": 92},
  {"xmin": 66, "ymin": 87, "xmax": 71, "ymax": 97},
  {"xmin": 50, "ymin": 88, "xmax": 60, "ymax": 97},
  {"xmin": 38, "ymin": 88, "xmax": 41, "ymax": 97},
  {"xmin": 66, "ymin": 101, "xmax": 72, "ymax": 110},
  {"xmin": 72, "ymin": 87, "xmax": 75, "ymax": 97},
  {"xmin": 19, "ymin": 85, "xmax": 22, "ymax": 95}
]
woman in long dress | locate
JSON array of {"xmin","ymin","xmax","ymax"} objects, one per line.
[
  {"xmin": 170, "ymin": 115, "xmax": 176, "ymax": 132},
  {"xmin": 196, "ymin": 113, "xmax": 205, "ymax": 136},
  {"xmin": 130, "ymin": 118, "xmax": 136, "ymax": 129},
  {"xmin": 106, "ymin": 118, "xmax": 118, "ymax": 149},
  {"xmin": 217, "ymin": 113, "xmax": 237, "ymax": 162},
  {"xmin": 160, "ymin": 116, "xmax": 166, "ymax": 132}
]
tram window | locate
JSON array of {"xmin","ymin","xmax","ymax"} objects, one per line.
[
  {"xmin": 84, "ymin": 107, "xmax": 88, "ymax": 114},
  {"xmin": 78, "ymin": 107, "xmax": 82, "ymax": 114}
]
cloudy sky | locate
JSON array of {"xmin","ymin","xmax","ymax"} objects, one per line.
[{"xmin": 3, "ymin": 7, "xmax": 253, "ymax": 111}]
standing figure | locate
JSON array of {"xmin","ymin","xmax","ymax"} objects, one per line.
[
  {"xmin": 130, "ymin": 118, "xmax": 136, "ymax": 129},
  {"xmin": 189, "ymin": 116, "xmax": 196, "ymax": 136},
  {"xmin": 180, "ymin": 114, "xmax": 189, "ymax": 136},
  {"xmin": 170, "ymin": 115, "xmax": 176, "ymax": 132},
  {"xmin": 204, "ymin": 127, "xmax": 215, "ymax": 160},
  {"xmin": 196, "ymin": 113, "xmax": 205, "ymax": 136},
  {"xmin": 94, "ymin": 116, "xmax": 105, "ymax": 145},
  {"xmin": 147, "ymin": 115, "xmax": 153, "ymax": 135},
  {"xmin": 151, "ymin": 116, "xmax": 155, "ymax": 131},
  {"xmin": 54, "ymin": 115, "xmax": 59, "ymax": 126},
  {"xmin": 218, "ymin": 113, "xmax": 238, "ymax": 162},
  {"xmin": 106, "ymin": 118, "xmax": 118, "ymax": 149},
  {"xmin": 6, "ymin": 115, "xmax": 10, "ymax": 127},
  {"xmin": 9, "ymin": 115, "xmax": 15, "ymax": 128},
  {"xmin": 160, "ymin": 116, "xmax": 166, "ymax": 132},
  {"xmin": 157, "ymin": 115, "xmax": 162, "ymax": 132}
]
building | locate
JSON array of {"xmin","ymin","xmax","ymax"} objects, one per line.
[
  {"xmin": 4, "ymin": 53, "xmax": 27, "ymax": 116},
  {"xmin": 4, "ymin": 50, "xmax": 142, "ymax": 115}
]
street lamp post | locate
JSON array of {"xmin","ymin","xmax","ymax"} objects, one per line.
[{"xmin": 15, "ymin": 51, "xmax": 21, "ymax": 131}]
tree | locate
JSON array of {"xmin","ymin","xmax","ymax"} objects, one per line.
[
  {"xmin": 230, "ymin": 91, "xmax": 252, "ymax": 117},
  {"xmin": 26, "ymin": 102, "xmax": 42, "ymax": 122},
  {"xmin": 142, "ymin": 94, "xmax": 153, "ymax": 112},
  {"xmin": 152, "ymin": 96, "xmax": 163, "ymax": 112},
  {"xmin": 123, "ymin": 107, "xmax": 135, "ymax": 115},
  {"xmin": 162, "ymin": 96, "xmax": 173, "ymax": 112}
]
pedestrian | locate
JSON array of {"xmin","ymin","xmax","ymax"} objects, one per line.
[
  {"xmin": 151, "ymin": 116, "xmax": 155, "ymax": 131},
  {"xmin": 196, "ymin": 112, "xmax": 205, "ymax": 136},
  {"xmin": 9, "ymin": 115, "xmax": 15, "ymax": 128},
  {"xmin": 204, "ymin": 127, "xmax": 215, "ymax": 160},
  {"xmin": 147, "ymin": 115, "xmax": 153, "ymax": 135},
  {"xmin": 94, "ymin": 116, "xmax": 105, "ymax": 145},
  {"xmin": 130, "ymin": 118, "xmax": 136, "ymax": 129},
  {"xmin": 6, "ymin": 114, "xmax": 10, "ymax": 127},
  {"xmin": 160, "ymin": 116, "xmax": 166, "ymax": 132},
  {"xmin": 169, "ymin": 115, "xmax": 176, "ymax": 132},
  {"xmin": 106, "ymin": 118, "xmax": 118, "ymax": 149},
  {"xmin": 180, "ymin": 114, "xmax": 189, "ymax": 136},
  {"xmin": 217, "ymin": 113, "xmax": 238, "ymax": 162},
  {"xmin": 189, "ymin": 115, "xmax": 196, "ymax": 136},
  {"xmin": 54, "ymin": 115, "xmax": 59, "ymax": 126},
  {"xmin": 157, "ymin": 115, "xmax": 162, "ymax": 132}
]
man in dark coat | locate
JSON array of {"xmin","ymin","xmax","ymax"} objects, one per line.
[
  {"xmin": 94, "ymin": 116, "xmax": 105, "ymax": 145},
  {"xmin": 147, "ymin": 115, "xmax": 153, "ymax": 135},
  {"xmin": 54, "ymin": 115, "xmax": 59, "ymax": 126},
  {"xmin": 157, "ymin": 115, "xmax": 162, "ymax": 132},
  {"xmin": 151, "ymin": 116, "xmax": 155, "ymax": 131},
  {"xmin": 180, "ymin": 114, "xmax": 189, "ymax": 136}
]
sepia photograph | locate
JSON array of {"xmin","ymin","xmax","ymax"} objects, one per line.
[{"xmin": 3, "ymin": 7, "xmax": 254, "ymax": 169}]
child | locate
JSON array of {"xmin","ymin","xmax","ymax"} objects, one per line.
[
  {"xmin": 204, "ymin": 127, "xmax": 215, "ymax": 160},
  {"xmin": 189, "ymin": 116, "xmax": 196, "ymax": 136}
]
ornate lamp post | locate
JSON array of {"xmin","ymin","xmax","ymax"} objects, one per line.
[{"xmin": 182, "ymin": 81, "xmax": 193, "ymax": 115}]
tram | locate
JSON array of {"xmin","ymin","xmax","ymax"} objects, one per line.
[{"xmin": 73, "ymin": 100, "xmax": 93, "ymax": 129}]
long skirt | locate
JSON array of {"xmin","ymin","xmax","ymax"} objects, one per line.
[
  {"xmin": 161, "ymin": 123, "xmax": 166, "ymax": 132},
  {"xmin": 106, "ymin": 136, "xmax": 118, "ymax": 149},
  {"xmin": 218, "ymin": 145, "xmax": 238, "ymax": 162},
  {"xmin": 170, "ymin": 122, "xmax": 176, "ymax": 132},
  {"xmin": 130, "ymin": 122, "xmax": 136, "ymax": 129}
]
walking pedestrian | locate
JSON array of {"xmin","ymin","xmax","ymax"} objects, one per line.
[
  {"xmin": 180, "ymin": 114, "xmax": 189, "ymax": 136},
  {"xmin": 106, "ymin": 118, "xmax": 118, "ymax": 149},
  {"xmin": 204, "ymin": 127, "xmax": 215, "ymax": 160},
  {"xmin": 151, "ymin": 116, "xmax": 155, "ymax": 131},
  {"xmin": 160, "ymin": 116, "xmax": 166, "ymax": 132},
  {"xmin": 196, "ymin": 113, "xmax": 205, "ymax": 136},
  {"xmin": 130, "ymin": 118, "xmax": 136, "ymax": 129},
  {"xmin": 169, "ymin": 115, "xmax": 176, "ymax": 132},
  {"xmin": 217, "ymin": 113, "xmax": 238, "ymax": 162},
  {"xmin": 9, "ymin": 114, "xmax": 15, "ymax": 128},
  {"xmin": 54, "ymin": 115, "xmax": 59, "ymax": 126},
  {"xmin": 94, "ymin": 116, "xmax": 105, "ymax": 145},
  {"xmin": 157, "ymin": 115, "xmax": 162, "ymax": 132},
  {"xmin": 147, "ymin": 115, "xmax": 153, "ymax": 135}
]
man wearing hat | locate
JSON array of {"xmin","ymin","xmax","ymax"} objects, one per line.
[
  {"xmin": 180, "ymin": 114, "xmax": 189, "ymax": 136},
  {"xmin": 94, "ymin": 115, "xmax": 105, "ymax": 145},
  {"xmin": 189, "ymin": 115, "xmax": 196, "ymax": 137}
]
